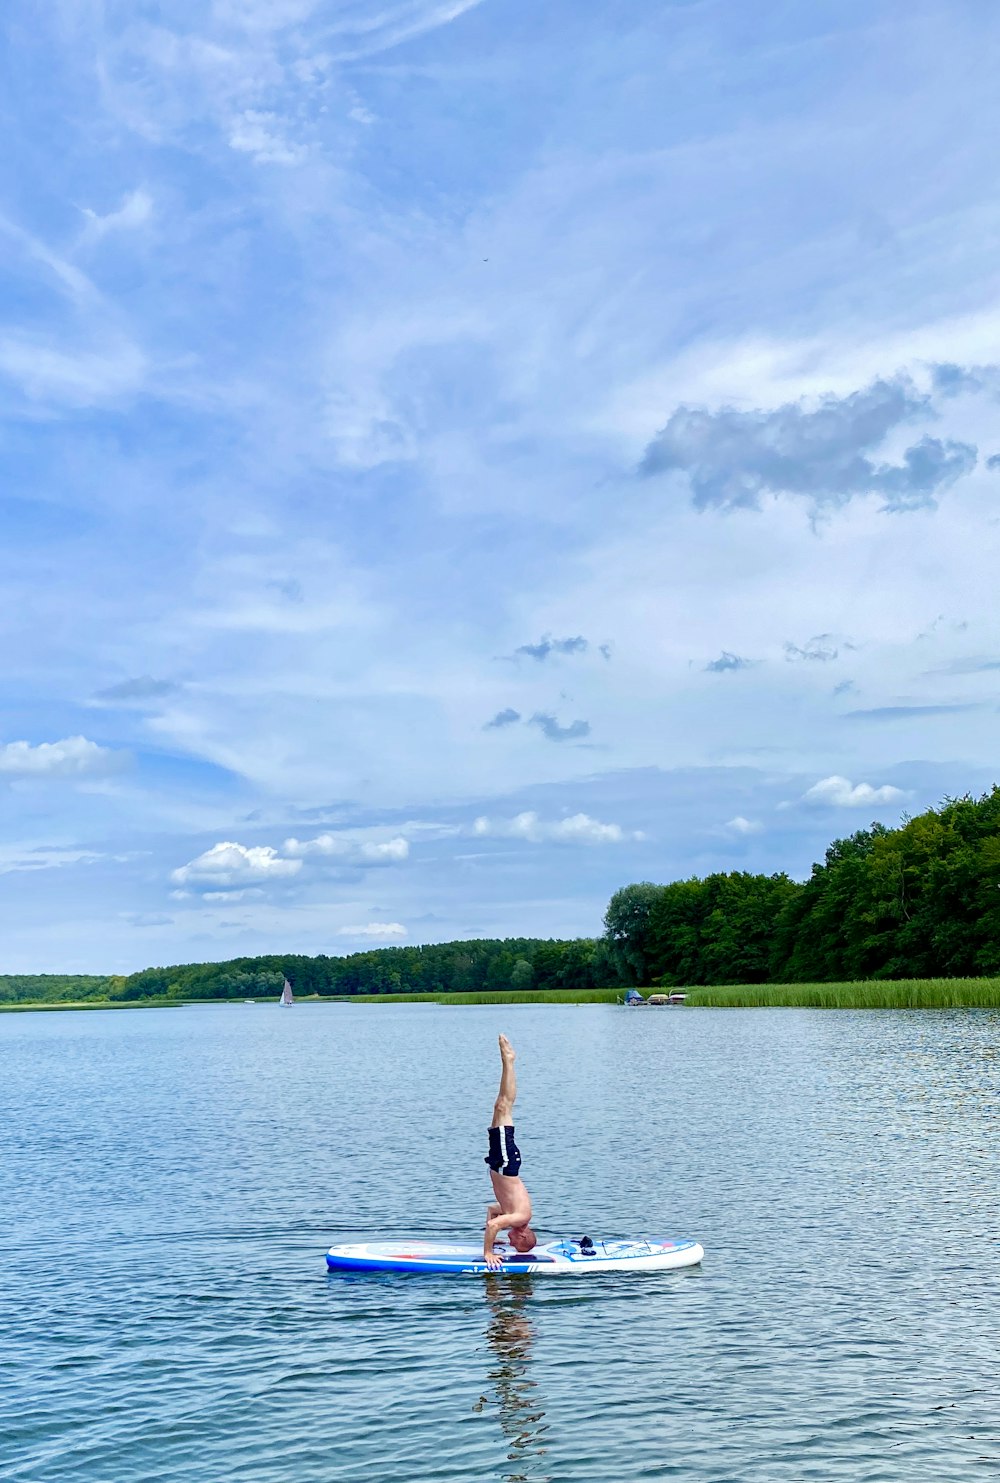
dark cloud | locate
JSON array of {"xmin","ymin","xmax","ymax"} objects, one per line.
[
  {"xmin": 847, "ymin": 703, "xmax": 983, "ymax": 720},
  {"xmin": 833, "ymin": 679, "xmax": 856, "ymax": 696},
  {"xmin": 529, "ymin": 712, "xmax": 591, "ymax": 741},
  {"xmin": 930, "ymin": 362, "xmax": 999, "ymax": 397},
  {"xmin": 785, "ymin": 634, "xmax": 839, "ymax": 662},
  {"xmin": 599, "ymin": 643, "xmax": 612, "ymax": 661},
  {"xmin": 95, "ymin": 675, "xmax": 178, "ymax": 702},
  {"xmin": 514, "ymin": 634, "xmax": 588, "ymax": 661},
  {"xmin": 267, "ymin": 577, "xmax": 304, "ymax": 602},
  {"xmin": 986, "ymin": 454, "xmax": 1000, "ymax": 471},
  {"xmin": 705, "ymin": 651, "xmax": 753, "ymax": 673},
  {"xmin": 483, "ymin": 708, "xmax": 521, "ymax": 730},
  {"xmin": 640, "ymin": 375, "xmax": 977, "ymax": 512}
]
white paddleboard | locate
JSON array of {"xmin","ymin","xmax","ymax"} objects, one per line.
[{"xmin": 325, "ymin": 1236, "xmax": 704, "ymax": 1275}]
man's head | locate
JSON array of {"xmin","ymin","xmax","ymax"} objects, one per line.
[{"xmin": 509, "ymin": 1225, "xmax": 536, "ymax": 1253}]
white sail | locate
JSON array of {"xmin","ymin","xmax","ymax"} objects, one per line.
[{"xmin": 279, "ymin": 977, "xmax": 294, "ymax": 1005}]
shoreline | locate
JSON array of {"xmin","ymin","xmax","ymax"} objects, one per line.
[{"xmin": 3, "ymin": 978, "xmax": 1000, "ymax": 1013}]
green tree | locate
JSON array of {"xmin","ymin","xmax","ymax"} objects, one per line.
[{"xmin": 603, "ymin": 882, "xmax": 665, "ymax": 985}]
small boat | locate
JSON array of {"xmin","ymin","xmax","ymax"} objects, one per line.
[
  {"xmin": 243, "ymin": 999, "xmax": 255, "ymax": 1005},
  {"xmin": 278, "ymin": 978, "xmax": 294, "ymax": 1006}
]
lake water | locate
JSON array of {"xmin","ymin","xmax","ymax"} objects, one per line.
[{"xmin": 1, "ymin": 1003, "xmax": 997, "ymax": 1482}]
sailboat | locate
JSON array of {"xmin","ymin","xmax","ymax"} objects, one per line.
[{"xmin": 279, "ymin": 977, "xmax": 294, "ymax": 1006}]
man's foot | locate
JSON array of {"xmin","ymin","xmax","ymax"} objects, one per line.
[{"xmin": 499, "ymin": 1033, "xmax": 515, "ymax": 1063}]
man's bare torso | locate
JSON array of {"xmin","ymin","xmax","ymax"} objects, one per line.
[{"xmin": 489, "ymin": 1168, "xmax": 532, "ymax": 1226}]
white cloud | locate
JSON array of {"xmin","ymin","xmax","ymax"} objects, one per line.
[
  {"xmin": 0, "ymin": 737, "xmax": 129, "ymax": 779},
  {"xmin": 282, "ymin": 832, "xmax": 409, "ymax": 862},
  {"xmin": 80, "ymin": 189, "xmax": 153, "ymax": 242},
  {"xmin": 472, "ymin": 811, "xmax": 642, "ymax": 845},
  {"xmin": 170, "ymin": 841, "xmax": 303, "ymax": 887},
  {"xmin": 802, "ymin": 776, "xmax": 907, "ymax": 808},
  {"xmin": 228, "ymin": 110, "xmax": 306, "ymax": 165},
  {"xmin": 725, "ymin": 816, "xmax": 764, "ymax": 835},
  {"xmin": 337, "ymin": 921, "xmax": 407, "ymax": 939},
  {"xmin": 0, "ymin": 335, "xmax": 145, "ymax": 406}
]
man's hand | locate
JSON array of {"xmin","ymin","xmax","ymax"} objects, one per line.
[{"xmin": 484, "ymin": 1250, "xmax": 504, "ymax": 1270}]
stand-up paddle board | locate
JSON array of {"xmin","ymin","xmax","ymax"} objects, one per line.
[{"xmin": 325, "ymin": 1236, "xmax": 704, "ymax": 1275}]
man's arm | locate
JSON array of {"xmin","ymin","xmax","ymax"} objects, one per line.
[{"xmin": 483, "ymin": 1214, "xmax": 508, "ymax": 1268}]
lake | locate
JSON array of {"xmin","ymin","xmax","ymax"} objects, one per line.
[{"xmin": 1, "ymin": 1002, "xmax": 997, "ymax": 1481}]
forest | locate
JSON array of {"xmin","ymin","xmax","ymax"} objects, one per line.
[{"xmin": 2, "ymin": 787, "xmax": 998, "ymax": 1006}]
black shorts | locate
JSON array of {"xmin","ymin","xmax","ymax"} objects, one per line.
[{"xmin": 485, "ymin": 1125, "xmax": 522, "ymax": 1177}]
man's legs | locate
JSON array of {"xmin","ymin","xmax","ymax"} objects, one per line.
[{"xmin": 490, "ymin": 1034, "xmax": 517, "ymax": 1127}]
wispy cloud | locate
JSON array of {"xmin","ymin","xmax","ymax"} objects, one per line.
[
  {"xmin": 847, "ymin": 703, "xmax": 982, "ymax": 720},
  {"xmin": 785, "ymin": 634, "xmax": 840, "ymax": 663},
  {"xmin": 513, "ymin": 634, "xmax": 588, "ymax": 661},
  {"xmin": 79, "ymin": 189, "xmax": 153, "ymax": 243},
  {"xmin": 337, "ymin": 921, "xmax": 407, "ymax": 939},
  {"xmin": 94, "ymin": 676, "xmax": 179, "ymax": 703},
  {"xmin": 705, "ymin": 652, "xmax": 753, "ymax": 673},
  {"xmin": 528, "ymin": 713, "xmax": 591, "ymax": 742},
  {"xmin": 483, "ymin": 708, "xmax": 521, "ymax": 730}
]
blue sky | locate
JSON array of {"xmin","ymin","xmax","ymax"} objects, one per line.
[{"xmin": 2, "ymin": 0, "xmax": 1000, "ymax": 972}]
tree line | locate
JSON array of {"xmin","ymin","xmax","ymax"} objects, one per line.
[
  {"xmin": 603, "ymin": 787, "xmax": 1000, "ymax": 985},
  {"xmin": 108, "ymin": 936, "xmax": 613, "ymax": 1002},
  {"xmin": 3, "ymin": 787, "xmax": 997, "ymax": 1005}
]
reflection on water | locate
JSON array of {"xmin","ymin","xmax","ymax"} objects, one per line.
[{"xmin": 476, "ymin": 1278, "xmax": 550, "ymax": 1483}]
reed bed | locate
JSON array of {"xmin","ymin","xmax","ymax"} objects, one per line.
[
  {"xmin": 337, "ymin": 988, "xmax": 621, "ymax": 1005},
  {"xmin": 681, "ymin": 978, "xmax": 1000, "ymax": 1009}
]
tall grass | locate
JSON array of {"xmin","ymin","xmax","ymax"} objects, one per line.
[{"xmin": 681, "ymin": 978, "xmax": 1000, "ymax": 1009}]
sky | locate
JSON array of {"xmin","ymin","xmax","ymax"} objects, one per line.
[{"xmin": 2, "ymin": 0, "xmax": 999, "ymax": 973}]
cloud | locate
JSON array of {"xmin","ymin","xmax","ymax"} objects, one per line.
[
  {"xmin": 528, "ymin": 713, "xmax": 591, "ymax": 742},
  {"xmin": 337, "ymin": 922, "xmax": 407, "ymax": 939},
  {"xmin": 472, "ymin": 811, "xmax": 642, "ymax": 844},
  {"xmin": 514, "ymin": 634, "xmax": 588, "ymax": 661},
  {"xmin": 705, "ymin": 652, "xmax": 753, "ymax": 673},
  {"xmin": 847, "ymin": 703, "xmax": 982, "ymax": 720},
  {"xmin": 725, "ymin": 816, "xmax": 764, "ymax": 835},
  {"xmin": 785, "ymin": 634, "xmax": 839, "ymax": 662},
  {"xmin": 640, "ymin": 375, "xmax": 977, "ymax": 512},
  {"xmin": 170, "ymin": 842, "xmax": 302, "ymax": 888},
  {"xmin": 924, "ymin": 657, "xmax": 1000, "ymax": 675},
  {"xmin": 0, "ymin": 736, "xmax": 129, "ymax": 778},
  {"xmin": 282, "ymin": 833, "xmax": 409, "ymax": 863},
  {"xmin": 802, "ymin": 776, "xmax": 906, "ymax": 808},
  {"xmin": 228, "ymin": 110, "xmax": 307, "ymax": 166},
  {"xmin": 80, "ymin": 189, "xmax": 153, "ymax": 243},
  {"xmin": 986, "ymin": 454, "xmax": 1000, "ymax": 471},
  {"xmin": 95, "ymin": 676, "xmax": 179, "ymax": 703},
  {"xmin": 0, "ymin": 845, "xmax": 107, "ymax": 874},
  {"xmin": 483, "ymin": 708, "xmax": 521, "ymax": 730},
  {"xmin": 833, "ymin": 679, "xmax": 856, "ymax": 696},
  {"xmin": 930, "ymin": 362, "xmax": 999, "ymax": 397}
]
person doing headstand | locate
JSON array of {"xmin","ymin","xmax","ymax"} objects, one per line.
[{"xmin": 483, "ymin": 1034, "xmax": 536, "ymax": 1268}]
